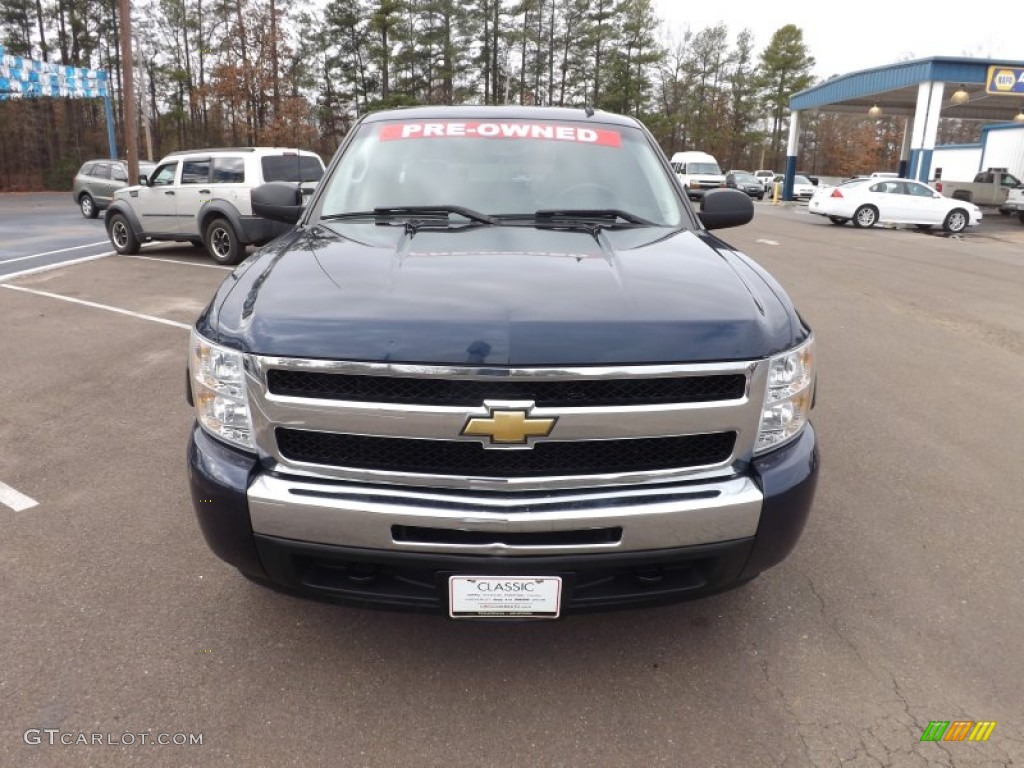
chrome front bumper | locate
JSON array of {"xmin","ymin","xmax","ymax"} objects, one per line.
[{"xmin": 248, "ymin": 471, "xmax": 764, "ymax": 557}]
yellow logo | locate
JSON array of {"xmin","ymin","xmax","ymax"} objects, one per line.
[
  {"xmin": 461, "ymin": 406, "xmax": 556, "ymax": 445},
  {"xmin": 993, "ymin": 69, "xmax": 1016, "ymax": 92}
]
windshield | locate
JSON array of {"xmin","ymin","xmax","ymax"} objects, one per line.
[
  {"xmin": 315, "ymin": 119, "xmax": 684, "ymax": 227},
  {"xmin": 681, "ymin": 162, "xmax": 721, "ymax": 175},
  {"xmin": 733, "ymin": 173, "xmax": 758, "ymax": 184},
  {"xmin": 794, "ymin": 175, "xmax": 811, "ymax": 185}
]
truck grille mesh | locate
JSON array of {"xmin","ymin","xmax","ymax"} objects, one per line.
[
  {"xmin": 266, "ymin": 370, "xmax": 746, "ymax": 406},
  {"xmin": 276, "ymin": 429, "xmax": 736, "ymax": 477}
]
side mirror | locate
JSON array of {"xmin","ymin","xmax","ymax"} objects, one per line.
[
  {"xmin": 251, "ymin": 182, "xmax": 304, "ymax": 225},
  {"xmin": 138, "ymin": 174, "xmax": 149, "ymax": 186},
  {"xmin": 698, "ymin": 188, "xmax": 754, "ymax": 230}
]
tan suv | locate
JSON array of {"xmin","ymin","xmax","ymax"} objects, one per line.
[{"xmin": 103, "ymin": 147, "xmax": 323, "ymax": 264}]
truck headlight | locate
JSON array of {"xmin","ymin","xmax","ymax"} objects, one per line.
[
  {"xmin": 755, "ymin": 337, "xmax": 814, "ymax": 454},
  {"xmin": 189, "ymin": 330, "xmax": 255, "ymax": 451}
]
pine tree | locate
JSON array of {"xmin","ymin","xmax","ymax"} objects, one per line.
[{"xmin": 757, "ymin": 24, "xmax": 814, "ymax": 167}]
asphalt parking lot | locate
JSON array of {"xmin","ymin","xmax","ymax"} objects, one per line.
[{"xmin": 2, "ymin": 193, "xmax": 1023, "ymax": 768}]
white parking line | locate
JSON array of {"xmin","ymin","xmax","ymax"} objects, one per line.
[
  {"xmin": 1, "ymin": 240, "xmax": 110, "ymax": 265},
  {"xmin": 0, "ymin": 284, "xmax": 192, "ymax": 330},
  {"xmin": 119, "ymin": 254, "xmax": 233, "ymax": 270},
  {"xmin": 0, "ymin": 242, "xmax": 165, "ymax": 282},
  {"xmin": 0, "ymin": 481, "xmax": 38, "ymax": 511},
  {"xmin": 0, "ymin": 251, "xmax": 115, "ymax": 282}
]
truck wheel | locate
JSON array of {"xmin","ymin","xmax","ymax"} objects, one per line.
[
  {"xmin": 107, "ymin": 213, "xmax": 140, "ymax": 254},
  {"xmin": 828, "ymin": 216, "xmax": 847, "ymax": 225},
  {"xmin": 79, "ymin": 193, "xmax": 98, "ymax": 219},
  {"xmin": 205, "ymin": 218, "xmax": 244, "ymax": 265},
  {"xmin": 852, "ymin": 205, "xmax": 878, "ymax": 228},
  {"xmin": 1019, "ymin": 211, "xmax": 1024, "ymax": 225},
  {"xmin": 943, "ymin": 209, "xmax": 968, "ymax": 233}
]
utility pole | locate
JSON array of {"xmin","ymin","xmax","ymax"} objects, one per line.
[
  {"xmin": 135, "ymin": 34, "xmax": 154, "ymax": 162},
  {"xmin": 118, "ymin": 0, "xmax": 139, "ymax": 184}
]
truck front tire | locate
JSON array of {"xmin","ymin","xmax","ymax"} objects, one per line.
[{"xmin": 108, "ymin": 213, "xmax": 141, "ymax": 254}]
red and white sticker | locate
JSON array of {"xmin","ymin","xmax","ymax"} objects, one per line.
[{"xmin": 379, "ymin": 121, "xmax": 621, "ymax": 147}]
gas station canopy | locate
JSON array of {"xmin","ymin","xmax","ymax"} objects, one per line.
[
  {"xmin": 792, "ymin": 57, "xmax": 1024, "ymax": 120},
  {"xmin": 777, "ymin": 57, "xmax": 1024, "ymax": 198}
]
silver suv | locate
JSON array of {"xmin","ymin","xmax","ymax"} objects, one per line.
[
  {"xmin": 104, "ymin": 147, "xmax": 324, "ymax": 264},
  {"xmin": 72, "ymin": 159, "xmax": 156, "ymax": 219}
]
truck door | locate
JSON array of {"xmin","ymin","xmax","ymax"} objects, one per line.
[
  {"xmin": 134, "ymin": 161, "xmax": 180, "ymax": 233},
  {"xmin": 209, "ymin": 156, "xmax": 248, "ymax": 214},
  {"xmin": 175, "ymin": 158, "xmax": 212, "ymax": 236}
]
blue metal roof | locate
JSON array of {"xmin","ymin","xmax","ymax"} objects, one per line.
[
  {"xmin": 791, "ymin": 57, "xmax": 1024, "ymax": 111},
  {"xmin": 981, "ymin": 122, "xmax": 1024, "ymax": 134}
]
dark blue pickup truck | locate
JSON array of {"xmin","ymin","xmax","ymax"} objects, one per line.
[{"xmin": 187, "ymin": 106, "xmax": 818, "ymax": 619}]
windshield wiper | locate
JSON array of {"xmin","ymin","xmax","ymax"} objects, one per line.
[
  {"xmin": 319, "ymin": 206, "xmax": 498, "ymax": 233},
  {"xmin": 373, "ymin": 205, "xmax": 498, "ymax": 225},
  {"xmin": 534, "ymin": 208, "xmax": 656, "ymax": 226}
]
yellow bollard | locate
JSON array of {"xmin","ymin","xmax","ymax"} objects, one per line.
[{"xmin": 772, "ymin": 181, "xmax": 780, "ymax": 205}]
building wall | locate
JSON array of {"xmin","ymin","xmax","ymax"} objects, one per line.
[
  {"xmin": 930, "ymin": 146, "xmax": 983, "ymax": 181},
  {"xmin": 981, "ymin": 125, "xmax": 1024, "ymax": 179}
]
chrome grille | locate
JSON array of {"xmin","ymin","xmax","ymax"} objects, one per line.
[
  {"xmin": 266, "ymin": 369, "xmax": 747, "ymax": 406},
  {"xmin": 276, "ymin": 428, "xmax": 737, "ymax": 477},
  {"xmin": 246, "ymin": 357, "xmax": 768, "ymax": 491}
]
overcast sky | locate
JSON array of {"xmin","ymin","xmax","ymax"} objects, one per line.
[{"xmin": 651, "ymin": 0, "xmax": 1022, "ymax": 80}]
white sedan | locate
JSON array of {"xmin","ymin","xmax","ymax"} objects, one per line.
[
  {"xmin": 772, "ymin": 174, "xmax": 817, "ymax": 201},
  {"xmin": 808, "ymin": 178, "xmax": 982, "ymax": 233}
]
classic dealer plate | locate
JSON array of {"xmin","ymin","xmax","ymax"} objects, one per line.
[{"xmin": 448, "ymin": 576, "xmax": 562, "ymax": 619}]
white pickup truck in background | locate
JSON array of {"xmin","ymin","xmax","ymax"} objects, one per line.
[{"xmin": 933, "ymin": 168, "xmax": 1022, "ymax": 213}]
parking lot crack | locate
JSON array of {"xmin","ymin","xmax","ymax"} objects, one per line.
[
  {"xmin": 757, "ymin": 655, "xmax": 822, "ymax": 766},
  {"xmin": 803, "ymin": 573, "xmax": 874, "ymax": 674}
]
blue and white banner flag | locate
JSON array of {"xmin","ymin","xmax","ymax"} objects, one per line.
[{"xmin": 0, "ymin": 44, "xmax": 109, "ymax": 99}]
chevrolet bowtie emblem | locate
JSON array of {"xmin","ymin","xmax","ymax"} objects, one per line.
[{"xmin": 461, "ymin": 405, "xmax": 556, "ymax": 446}]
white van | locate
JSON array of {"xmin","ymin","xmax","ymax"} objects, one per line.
[
  {"xmin": 753, "ymin": 169, "xmax": 776, "ymax": 190},
  {"xmin": 670, "ymin": 151, "xmax": 725, "ymax": 201}
]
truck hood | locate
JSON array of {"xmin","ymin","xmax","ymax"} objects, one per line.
[{"xmin": 206, "ymin": 223, "xmax": 803, "ymax": 366}]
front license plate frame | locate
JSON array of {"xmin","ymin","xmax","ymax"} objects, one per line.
[{"xmin": 448, "ymin": 575, "xmax": 562, "ymax": 619}]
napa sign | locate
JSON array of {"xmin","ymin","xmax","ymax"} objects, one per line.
[{"xmin": 986, "ymin": 65, "xmax": 1024, "ymax": 95}]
